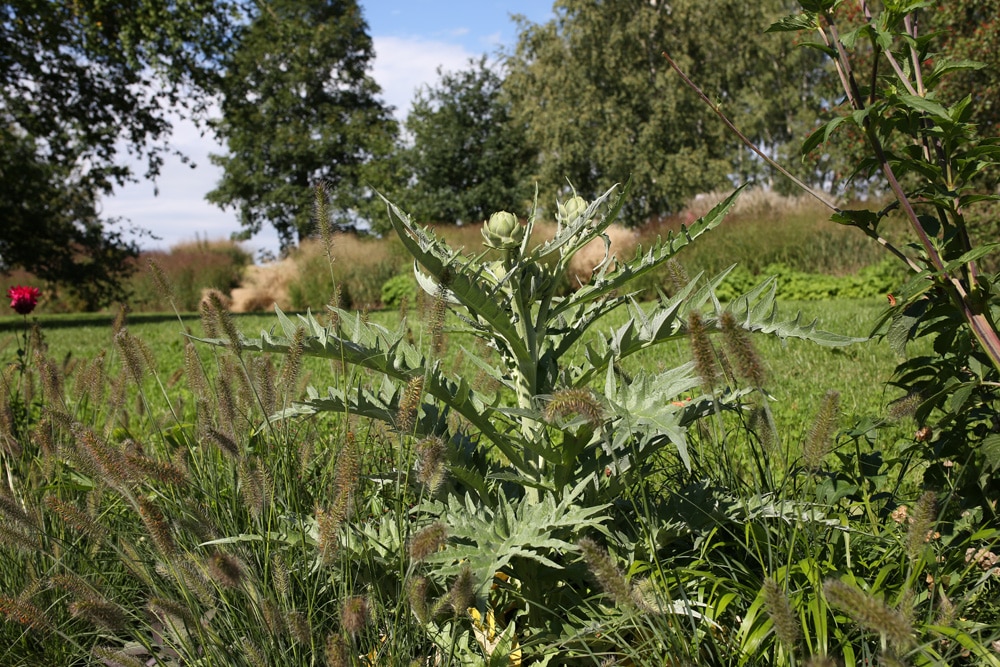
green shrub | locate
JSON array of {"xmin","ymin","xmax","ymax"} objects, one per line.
[
  {"xmin": 380, "ymin": 272, "xmax": 418, "ymax": 310},
  {"xmin": 715, "ymin": 258, "xmax": 905, "ymax": 302}
]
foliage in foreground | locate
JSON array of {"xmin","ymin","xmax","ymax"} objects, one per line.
[
  {"xmin": 2, "ymin": 1, "xmax": 1000, "ymax": 664},
  {"xmin": 0, "ymin": 184, "xmax": 998, "ymax": 664},
  {"xmin": 0, "ymin": 181, "xmax": 997, "ymax": 665}
]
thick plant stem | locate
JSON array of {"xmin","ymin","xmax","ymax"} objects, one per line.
[
  {"xmin": 506, "ymin": 251, "xmax": 547, "ymax": 492},
  {"xmin": 666, "ymin": 10, "xmax": 1000, "ymax": 377},
  {"xmin": 820, "ymin": 9, "xmax": 1000, "ymax": 375}
]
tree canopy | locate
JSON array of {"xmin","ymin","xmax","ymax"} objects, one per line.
[
  {"xmin": 1, "ymin": 0, "xmax": 243, "ymax": 307},
  {"xmin": 401, "ymin": 57, "xmax": 536, "ymax": 226},
  {"xmin": 6, "ymin": 0, "xmax": 995, "ymax": 309},
  {"xmin": 504, "ymin": 0, "xmax": 828, "ymax": 223},
  {"xmin": 207, "ymin": 0, "xmax": 398, "ymax": 248}
]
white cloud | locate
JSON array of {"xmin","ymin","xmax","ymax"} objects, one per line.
[
  {"xmin": 371, "ymin": 35, "xmax": 475, "ymax": 119},
  {"xmin": 481, "ymin": 31, "xmax": 503, "ymax": 47},
  {"xmin": 102, "ymin": 109, "xmax": 284, "ymax": 257}
]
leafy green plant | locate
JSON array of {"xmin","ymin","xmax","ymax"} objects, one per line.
[
  {"xmin": 667, "ymin": 0, "xmax": 1000, "ymax": 513},
  {"xmin": 776, "ymin": 0, "xmax": 1000, "ymax": 519},
  {"xmin": 198, "ymin": 182, "xmax": 863, "ymax": 659},
  {"xmin": 715, "ymin": 258, "xmax": 904, "ymax": 302},
  {"xmin": 380, "ymin": 272, "xmax": 418, "ymax": 310},
  {"xmin": 659, "ymin": 0, "xmax": 1000, "ymax": 663}
]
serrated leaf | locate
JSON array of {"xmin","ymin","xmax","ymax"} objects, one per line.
[
  {"xmin": 947, "ymin": 382, "xmax": 975, "ymax": 413},
  {"xmin": 941, "ymin": 243, "xmax": 1000, "ymax": 275},
  {"xmin": 924, "ymin": 58, "xmax": 986, "ymax": 89},
  {"xmin": 799, "ymin": 0, "xmax": 837, "ymax": 12},
  {"xmin": 423, "ymin": 480, "xmax": 611, "ymax": 595},
  {"xmin": 193, "ymin": 306, "xmax": 522, "ymax": 465},
  {"xmin": 839, "ymin": 23, "xmax": 872, "ymax": 50},
  {"xmin": 605, "ymin": 368, "xmax": 700, "ymax": 471},
  {"xmin": 887, "ymin": 310, "xmax": 920, "ymax": 356},
  {"xmin": 726, "ymin": 277, "xmax": 868, "ymax": 347},
  {"xmin": 766, "ymin": 12, "xmax": 818, "ymax": 33},
  {"xmin": 379, "ymin": 193, "xmax": 528, "ymax": 362},
  {"xmin": 532, "ymin": 183, "xmax": 627, "ymax": 263}
]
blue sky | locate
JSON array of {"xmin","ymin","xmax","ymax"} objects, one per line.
[{"xmin": 103, "ymin": 1, "xmax": 556, "ymax": 259}]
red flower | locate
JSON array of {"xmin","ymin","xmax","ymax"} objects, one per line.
[{"xmin": 7, "ymin": 285, "xmax": 40, "ymax": 315}]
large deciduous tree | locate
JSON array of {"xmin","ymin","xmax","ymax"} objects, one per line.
[
  {"xmin": 505, "ymin": 0, "xmax": 827, "ymax": 224},
  {"xmin": 930, "ymin": 0, "xmax": 1000, "ymax": 135},
  {"xmin": 1, "ymin": 0, "xmax": 242, "ymax": 308},
  {"xmin": 207, "ymin": 0, "xmax": 398, "ymax": 249},
  {"xmin": 402, "ymin": 57, "xmax": 536, "ymax": 225}
]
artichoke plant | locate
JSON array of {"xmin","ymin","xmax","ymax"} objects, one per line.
[{"xmin": 196, "ymin": 182, "xmax": 861, "ymax": 659}]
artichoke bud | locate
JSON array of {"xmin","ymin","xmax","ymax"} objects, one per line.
[
  {"xmin": 482, "ymin": 211, "xmax": 525, "ymax": 250},
  {"xmin": 557, "ymin": 196, "xmax": 589, "ymax": 225}
]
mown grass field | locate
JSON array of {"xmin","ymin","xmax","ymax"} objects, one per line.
[{"xmin": 1, "ymin": 294, "xmax": 908, "ymax": 446}]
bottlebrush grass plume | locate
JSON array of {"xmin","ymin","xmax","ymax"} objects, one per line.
[{"xmin": 687, "ymin": 311, "xmax": 719, "ymax": 393}]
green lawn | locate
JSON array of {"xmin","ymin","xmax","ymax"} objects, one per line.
[{"xmin": 2, "ymin": 297, "xmax": 908, "ymax": 444}]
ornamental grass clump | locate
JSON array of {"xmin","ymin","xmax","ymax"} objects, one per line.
[{"xmin": 0, "ymin": 293, "xmax": 440, "ymax": 665}]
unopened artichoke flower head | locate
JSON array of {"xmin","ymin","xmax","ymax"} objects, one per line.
[
  {"xmin": 482, "ymin": 211, "xmax": 524, "ymax": 250},
  {"xmin": 557, "ymin": 195, "xmax": 588, "ymax": 226}
]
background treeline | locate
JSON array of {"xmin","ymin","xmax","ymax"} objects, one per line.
[{"xmin": 2, "ymin": 0, "xmax": 998, "ymax": 308}]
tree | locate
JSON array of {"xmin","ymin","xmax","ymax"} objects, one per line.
[
  {"xmin": 504, "ymin": 0, "xmax": 827, "ymax": 224},
  {"xmin": 930, "ymin": 1, "xmax": 1000, "ymax": 135},
  {"xmin": 1, "ymin": 0, "xmax": 243, "ymax": 307},
  {"xmin": 0, "ymin": 130, "xmax": 140, "ymax": 310},
  {"xmin": 207, "ymin": 0, "xmax": 398, "ymax": 249},
  {"xmin": 402, "ymin": 57, "xmax": 536, "ymax": 225}
]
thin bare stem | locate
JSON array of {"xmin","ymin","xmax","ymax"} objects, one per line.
[
  {"xmin": 821, "ymin": 17, "xmax": 866, "ymax": 109},
  {"xmin": 867, "ymin": 231, "xmax": 924, "ymax": 274},
  {"xmin": 668, "ymin": 6, "xmax": 1000, "ymax": 373},
  {"xmin": 660, "ymin": 51, "xmax": 838, "ymax": 212},
  {"xmin": 903, "ymin": 14, "xmax": 926, "ymax": 97},
  {"xmin": 876, "ymin": 38, "xmax": 919, "ymax": 97}
]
